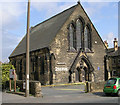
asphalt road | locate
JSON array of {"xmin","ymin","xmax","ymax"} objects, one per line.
[{"xmin": 2, "ymin": 85, "xmax": 119, "ymax": 104}]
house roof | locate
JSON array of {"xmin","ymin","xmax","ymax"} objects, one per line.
[
  {"xmin": 9, "ymin": 5, "xmax": 77, "ymax": 58},
  {"xmin": 107, "ymin": 48, "xmax": 114, "ymax": 53},
  {"xmin": 107, "ymin": 47, "xmax": 120, "ymax": 57}
]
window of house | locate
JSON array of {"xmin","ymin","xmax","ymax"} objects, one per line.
[
  {"xmin": 84, "ymin": 25, "xmax": 91, "ymax": 51},
  {"xmin": 112, "ymin": 70, "xmax": 118, "ymax": 76},
  {"xmin": 112, "ymin": 59, "xmax": 116, "ymax": 64},
  {"xmin": 88, "ymin": 28, "xmax": 91, "ymax": 50},
  {"xmin": 73, "ymin": 30, "xmax": 76, "ymax": 50},
  {"xmin": 19, "ymin": 59, "xmax": 22, "ymax": 80},
  {"xmin": 32, "ymin": 61, "xmax": 35, "ymax": 72},
  {"xmin": 76, "ymin": 19, "xmax": 82, "ymax": 51},
  {"xmin": 50, "ymin": 54, "xmax": 55, "ymax": 74},
  {"xmin": 69, "ymin": 24, "xmax": 74, "ymax": 51},
  {"xmin": 84, "ymin": 26, "xmax": 88, "ymax": 50},
  {"xmin": 40, "ymin": 56, "xmax": 44, "ymax": 75},
  {"xmin": 12, "ymin": 60, "xmax": 16, "ymax": 69},
  {"xmin": 118, "ymin": 59, "xmax": 120, "ymax": 64},
  {"xmin": 20, "ymin": 60, "xmax": 22, "ymax": 72},
  {"xmin": 119, "ymin": 79, "xmax": 120, "ymax": 84},
  {"xmin": 24, "ymin": 60, "xmax": 26, "ymax": 75},
  {"xmin": 14, "ymin": 61, "xmax": 16, "ymax": 68}
]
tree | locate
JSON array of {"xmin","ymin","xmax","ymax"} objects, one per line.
[{"xmin": 1, "ymin": 63, "xmax": 15, "ymax": 90}]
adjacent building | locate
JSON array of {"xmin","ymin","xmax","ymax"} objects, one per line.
[
  {"xmin": 9, "ymin": 2, "xmax": 107, "ymax": 85},
  {"xmin": 106, "ymin": 38, "xmax": 120, "ymax": 78}
]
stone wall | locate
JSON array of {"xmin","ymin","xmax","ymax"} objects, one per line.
[
  {"xmin": 108, "ymin": 55, "xmax": 120, "ymax": 77},
  {"xmin": 49, "ymin": 4, "xmax": 107, "ymax": 83},
  {"xmin": 9, "ymin": 48, "xmax": 52, "ymax": 85},
  {"xmin": 90, "ymin": 81, "xmax": 106, "ymax": 92},
  {"xmin": 16, "ymin": 80, "xmax": 42, "ymax": 97}
]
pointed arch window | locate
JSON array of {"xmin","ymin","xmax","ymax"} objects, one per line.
[
  {"xmin": 84, "ymin": 26, "xmax": 91, "ymax": 51},
  {"xmin": 40, "ymin": 56, "xmax": 45, "ymax": 75},
  {"xmin": 76, "ymin": 19, "xmax": 82, "ymax": 51},
  {"xmin": 84, "ymin": 26, "xmax": 88, "ymax": 50},
  {"xmin": 73, "ymin": 28, "xmax": 76, "ymax": 50},
  {"xmin": 88, "ymin": 27, "xmax": 91, "ymax": 50},
  {"xmin": 69, "ymin": 24, "xmax": 75, "ymax": 51}
]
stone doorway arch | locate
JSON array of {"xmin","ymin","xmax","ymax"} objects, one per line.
[{"xmin": 70, "ymin": 55, "xmax": 94, "ymax": 83}]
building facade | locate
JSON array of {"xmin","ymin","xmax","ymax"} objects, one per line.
[
  {"xmin": 106, "ymin": 38, "xmax": 120, "ymax": 78},
  {"xmin": 9, "ymin": 2, "xmax": 107, "ymax": 85}
]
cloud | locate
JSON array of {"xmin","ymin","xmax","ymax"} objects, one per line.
[
  {"xmin": 2, "ymin": 31, "xmax": 23, "ymax": 62},
  {"xmin": 31, "ymin": 2, "xmax": 75, "ymax": 20},
  {"xmin": 103, "ymin": 32, "xmax": 116, "ymax": 48},
  {"xmin": 82, "ymin": 2, "xmax": 109, "ymax": 17},
  {"xmin": 0, "ymin": 0, "xmax": 119, "ymax": 2},
  {"xmin": 0, "ymin": 2, "xmax": 26, "ymax": 62},
  {"xmin": 1, "ymin": 2, "xmax": 26, "ymax": 29}
]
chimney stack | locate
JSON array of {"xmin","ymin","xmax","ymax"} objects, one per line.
[
  {"xmin": 104, "ymin": 40, "xmax": 108, "ymax": 49},
  {"xmin": 114, "ymin": 38, "xmax": 118, "ymax": 51}
]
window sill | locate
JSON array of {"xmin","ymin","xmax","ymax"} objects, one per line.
[
  {"xmin": 67, "ymin": 48, "xmax": 77, "ymax": 53},
  {"xmin": 67, "ymin": 49, "xmax": 94, "ymax": 53},
  {"xmin": 85, "ymin": 51, "xmax": 94, "ymax": 53},
  {"xmin": 67, "ymin": 50, "xmax": 78, "ymax": 53}
]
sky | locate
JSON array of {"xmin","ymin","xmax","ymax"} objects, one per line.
[
  {"xmin": 0, "ymin": 0, "xmax": 119, "ymax": 63},
  {"xmin": 118, "ymin": 2, "xmax": 120, "ymax": 46}
]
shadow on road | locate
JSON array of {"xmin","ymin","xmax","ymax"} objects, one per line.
[
  {"xmin": 92, "ymin": 92, "xmax": 118, "ymax": 97},
  {"xmin": 6, "ymin": 91, "xmax": 25, "ymax": 97}
]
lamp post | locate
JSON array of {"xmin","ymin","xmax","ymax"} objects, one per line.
[{"xmin": 25, "ymin": 0, "xmax": 30, "ymax": 97}]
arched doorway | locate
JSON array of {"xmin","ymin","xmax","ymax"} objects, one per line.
[{"xmin": 70, "ymin": 56, "xmax": 93, "ymax": 83}]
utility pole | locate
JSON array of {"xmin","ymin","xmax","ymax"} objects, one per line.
[{"xmin": 25, "ymin": 0, "xmax": 30, "ymax": 97}]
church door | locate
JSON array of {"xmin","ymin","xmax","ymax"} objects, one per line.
[
  {"xmin": 81, "ymin": 69, "xmax": 85, "ymax": 82},
  {"xmin": 75, "ymin": 70, "xmax": 79, "ymax": 82}
]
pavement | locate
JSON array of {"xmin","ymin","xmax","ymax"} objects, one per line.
[{"xmin": 2, "ymin": 85, "xmax": 120, "ymax": 104}]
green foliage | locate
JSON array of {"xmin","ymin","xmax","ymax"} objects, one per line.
[{"xmin": 1, "ymin": 63, "xmax": 15, "ymax": 85}]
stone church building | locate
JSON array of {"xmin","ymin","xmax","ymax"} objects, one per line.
[{"xmin": 9, "ymin": 2, "xmax": 107, "ymax": 85}]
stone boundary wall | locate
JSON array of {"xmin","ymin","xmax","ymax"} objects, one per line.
[
  {"xmin": 16, "ymin": 80, "xmax": 42, "ymax": 97},
  {"xmin": 90, "ymin": 81, "xmax": 106, "ymax": 92}
]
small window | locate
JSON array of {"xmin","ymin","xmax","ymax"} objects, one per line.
[
  {"xmin": 73, "ymin": 30, "xmax": 76, "ymax": 50},
  {"xmin": 113, "ymin": 70, "xmax": 117, "ymax": 76},
  {"xmin": 76, "ymin": 19, "xmax": 82, "ymax": 50},
  {"xmin": 119, "ymin": 80, "xmax": 120, "ymax": 85},
  {"xmin": 40, "ymin": 56, "xmax": 45, "ymax": 75},
  {"xmin": 107, "ymin": 78, "xmax": 117, "ymax": 84},
  {"xmin": 32, "ymin": 62, "xmax": 35, "ymax": 72},
  {"xmin": 24, "ymin": 60, "xmax": 26, "ymax": 75},
  {"xmin": 84, "ymin": 25, "xmax": 91, "ymax": 51},
  {"xmin": 112, "ymin": 59, "xmax": 116, "ymax": 64},
  {"xmin": 84, "ymin": 27, "xmax": 88, "ymax": 50},
  {"xmin": 69, "ymin": 24, "xmax": 74, "ymax": 51},
  {"xmin": 118, "ymin": 59, "xmax": 120, "ymax": 63}
]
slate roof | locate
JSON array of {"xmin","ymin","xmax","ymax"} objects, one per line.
[
  {"xmin": 107, "ymin": 48, "xmax": 114, "ymax": 53},
  {"xmin": 107, "ymin": 47, "xmax": 120, "ymax": 57},
  {"xmin": 9, "ymin": 5, "xmax": 77, "ymax": 58}
]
